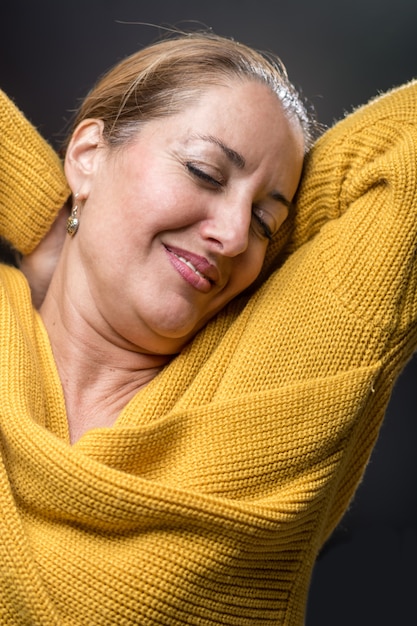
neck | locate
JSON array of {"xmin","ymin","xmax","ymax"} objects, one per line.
[{"xmin": 40, "ymin": 273, "xmax": 172, "ymax": 445}]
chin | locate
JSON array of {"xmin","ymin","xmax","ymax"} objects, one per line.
[
  {"xmin": 137, "ymin": 304, "xmax": 221, "ymax": 354},
  {"xmin": 142, "ymin": 334, "xmax": 193, "ymax": 357},
  {"xmin": 142, "ymin": 321, "xmax": 201, "ymax": 355}
]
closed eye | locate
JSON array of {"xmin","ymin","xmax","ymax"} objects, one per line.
[
  {"xmin": 252, "ymin": 211, "xmax": 273, "ymax": 241},
  {"xmin": 186, "ymin": 162, "xmax": 223, "ymax": 188}
]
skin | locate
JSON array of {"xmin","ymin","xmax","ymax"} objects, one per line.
[{"xmin": 39, "ymin": 80, "xmax": 304, "ymax": 443}]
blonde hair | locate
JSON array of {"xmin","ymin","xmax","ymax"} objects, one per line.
[{"xmin": 66, "ymin": 32, "xmax": 317, "ymax": 153}]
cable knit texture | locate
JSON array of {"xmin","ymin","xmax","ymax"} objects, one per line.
[{"xmin": 0, "ymin": 83, "xmax": 416, "ymax": 625}]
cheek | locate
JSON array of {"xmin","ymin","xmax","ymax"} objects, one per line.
[{"xmin": 232, "ymin": 243, "xmax": 268, "ymax": 292}]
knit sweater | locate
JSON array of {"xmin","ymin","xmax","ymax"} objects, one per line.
[{"xmin": 0, "ymin": 82, "xmax": 416, "ymax": 625}]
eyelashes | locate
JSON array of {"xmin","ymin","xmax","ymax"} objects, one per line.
[
  {"xmin": 252, "ymin": 212, "xmax": 273, "ymax": 240},
  {"xmin": 185, "ymin": 162, "xmax": 223, "ymax": 188},
  {"xmin": 185, "ymin": 161, "xmax": 274, "ymax": 241}
]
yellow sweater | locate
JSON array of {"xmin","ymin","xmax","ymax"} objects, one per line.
[{"xmin": 0, "ymin": 82, "xmax": 416, "ymax": 625}]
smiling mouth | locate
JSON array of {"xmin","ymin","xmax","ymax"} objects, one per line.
[
  {"xmin": 165, "ymin": 245, "xmax": 219, "ymax": 286},
  {"xmin": 172, "ymin": 252, "xmax": 207, "ymax": 280}
]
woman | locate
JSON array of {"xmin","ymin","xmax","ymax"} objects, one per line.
[
  {"xmin": 39, "ymin": 35, "xmax": 307, "ymax": 444},
  {"xmin": 1, "ymin": 33, "xmax": 416, "ymax": 625}
]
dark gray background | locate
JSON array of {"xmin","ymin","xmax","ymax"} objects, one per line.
[{"xmin": 1, "ymin": 1, "xmax": 416, "ymax": 623}]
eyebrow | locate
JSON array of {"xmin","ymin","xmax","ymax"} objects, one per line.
[
  {"xmin": 197, "ymin": 134, "xmax": 246, "ymax": 169},
  {"xmin": 195, "ymin": 133, "xmax": 292, "ymax": 208},
  {"xmin": 270, "ymin": 191, "xmax": 291, "ymax": 208}
]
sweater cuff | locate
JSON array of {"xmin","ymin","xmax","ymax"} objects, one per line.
[{"xmin": 0, "ymin": 90, "xmax": 70, "ymax": 255}]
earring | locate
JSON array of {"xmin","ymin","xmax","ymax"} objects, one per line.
[{"xmin": 66, "ymin": 194, "xmax": 80, "ymax": 237}]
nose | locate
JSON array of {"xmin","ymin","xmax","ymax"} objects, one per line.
[{"xmin": 200, "ymin": 196, "xmax": 251, "ymax": 257}]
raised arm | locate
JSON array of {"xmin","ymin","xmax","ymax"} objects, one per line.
[{"xmin": 0, "ymin": 90, "xmax": 70, "ymax": 304}]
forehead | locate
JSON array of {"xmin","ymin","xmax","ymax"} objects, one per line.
[
  {"xmin": 196, "ymin": 83, "xmax": 303, "ymax": 173},
  {"xmin": 180, "ymin": 80, "xmax": 284, "ymax": 126},
  {"xmin": 152, "ymin": 81, "xmax": 304, "ymax": 160}
]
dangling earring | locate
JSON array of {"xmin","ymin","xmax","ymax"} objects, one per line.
[{"xmin": 66, "ymin": 193, "xmax": 80, "ymax": 237}]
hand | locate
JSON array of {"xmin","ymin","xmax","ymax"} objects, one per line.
[{"xmin": 20, "ymin": 202, "xmax": 70, "ymax": 309}]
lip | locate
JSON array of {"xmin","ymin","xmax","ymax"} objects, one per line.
[{"xmin": 164, "ymin": 244, "xmax": 220, "ymax": 293}]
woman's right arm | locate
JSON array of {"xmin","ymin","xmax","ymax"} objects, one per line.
[
  {"xmin": 0, "ymin": 89, "xmax": 70, "ymax": 305},
  {"xmin": 0, "ymin": 89, "xmax": 69, "ymax": 256}
]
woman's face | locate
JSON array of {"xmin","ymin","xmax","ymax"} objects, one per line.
[{"xmin": 65, "ymin": 80, "xmax": 304, "ymax": 354}]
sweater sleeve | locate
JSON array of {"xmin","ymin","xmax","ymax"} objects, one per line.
[
  {"xmin": 291, "ymin": 81, "xmax": 417, "ymax": 539},
  {"xmin": 285, "ymin": 80, "xmax": 417, "ymax": 343},
  {"xmin": 0, "ymin": 90, "xmax": 70, "ymax": 255}
]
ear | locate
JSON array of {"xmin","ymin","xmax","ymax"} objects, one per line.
[{"xmin": 64, "ymin": 119, "xmax": 105, "ymax": 197}]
